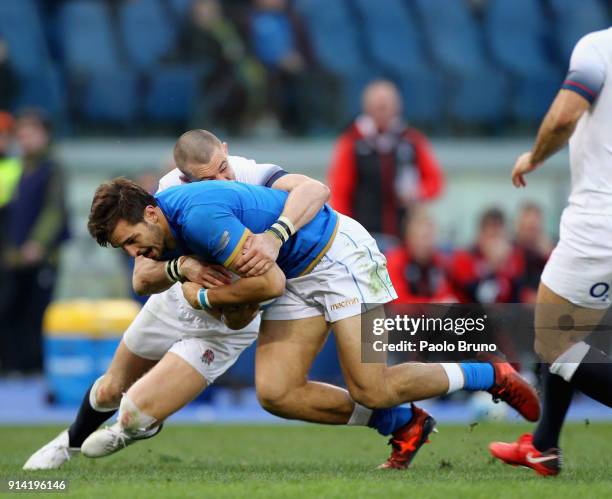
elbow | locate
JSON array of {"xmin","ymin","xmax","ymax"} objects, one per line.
[
  {"xmin": 264, "ymin": 268, "xmax": 286, "ymax": 300},
  {"xmin": 552, "ymin": 113, "xmax": 578, "ymax": 134},
  {"xmin": 306, "ymin": 179, "xmax": 330, "ymax": 204},
  {"xmin": 319, "ymin": 182, "xmax": 331, "ymax": 203},
  {"xmin": 270, "ymin": 277, "xmax": 286, "ymax": 298},
  {"xmin": 132, "ymin": 282, "xmax": 148, "ymax": 297},
  {"xmin": 131, "ymin": 275, "xmax": 150, "ymax": 296}
]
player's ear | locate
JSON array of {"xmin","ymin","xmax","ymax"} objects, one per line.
[
  {"xmin": 143, "ymin": 205, "xmax": 158, "ymax": 223},
  {"xmin": 222, "ymin": 142, "xmax": 228, "ymax": 155}
]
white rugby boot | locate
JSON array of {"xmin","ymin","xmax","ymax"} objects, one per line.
[
  {"xmin": 23, "ymin": 430, "xmax": 80, "ymax": 470},
  {"xmin": 81, "ymin": 422, "xmax": 162, "ymax": 458}
]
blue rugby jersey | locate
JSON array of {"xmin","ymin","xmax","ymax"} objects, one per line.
[{"xmin": 155, "ymin": 180, "xmax": 338, "ymax": 278}]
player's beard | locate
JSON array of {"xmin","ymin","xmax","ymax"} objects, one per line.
[{"xmin": 145, "ymin": 222, "xmax": 166, "ymax": 260}]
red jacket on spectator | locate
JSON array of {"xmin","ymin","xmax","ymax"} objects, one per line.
[
  {"xmin": 386, "ymin": 247, "xmax": 457, "ymax": 303},
  {"xmin": 513, "ymin": 243, "xmax": 550, "ymax": 303},
  {"xmin": 328, "ymin": 116, "xmax": 444, "ymax": 238},
  {"xmin": 449, "ymin": 247, "xmax": 526, "ymax": 304}
]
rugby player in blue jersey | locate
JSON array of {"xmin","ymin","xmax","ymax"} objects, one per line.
[{"xmin": 83, "ymin": 131, "xmax": 540, "ymax": 469}]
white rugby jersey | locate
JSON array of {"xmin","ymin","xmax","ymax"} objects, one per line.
[
  {"xmin": 157, "ymin": 155, "xmax": 286, "ymax": 192},
  {"xmin": 146, "ymin": 155, "xmax": 286, "ymax": 319},
  {"xmin": 563, "ymin": 28, "xmax": 612, "ymax": 214}
]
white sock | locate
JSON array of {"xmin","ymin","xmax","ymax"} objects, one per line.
[
  {"xmin": 440, "ymin": 363, "xmax": 465, "ymax": 394},
  {"xmin": 90, "ymin": 376, "xmax": 119, "ymax": 412},
  {"xmin": 347, "ymin": 403, "xmax": 373, "ymax": 426},
  {"xmin": 118, "ymin": 394, "xmax": 157, "ymax": 434},
  {"xmin": 550, "ymin": 341, "xmax": 591, "ymax": 382}
]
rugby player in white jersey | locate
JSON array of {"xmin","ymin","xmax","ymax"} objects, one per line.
[
  {"xmin": 490, "ymin": 29, "xmax": 612, "ymax": 476},
  {"xmin": 23, "ymin": 137, "xmax": 330, "ymax": 469},
  {"xmin": 79, "ymin": 131, "xmax": 539, "ymax": 470},
  {"xmin": 24, "ymin": 131, "xmax": 442, "ymax": 471}
]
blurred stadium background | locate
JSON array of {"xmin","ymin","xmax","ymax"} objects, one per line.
[{"xmin": 0, "ymin": 0, "xmax": 611, "ymax": 425}]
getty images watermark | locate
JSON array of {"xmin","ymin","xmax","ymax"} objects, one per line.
[
  {"xmin": 371, "ymin": 313, "xmax": 491, "ymax": 353},
  {"xmin": 360, "ymin": 303, "xmax": 612, "ymax": 364}
]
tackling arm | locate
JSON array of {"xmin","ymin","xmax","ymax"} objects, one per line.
[
  {"xmin": 181, "ymin": 263, "xmax": 286, "ymax": 308},
  {"xmin": 132, "ymin": 255, "xmax": 232, "ymax": 296},
  {"xmin": 235, "ymin": 173, "xmax": 330, "ymax": 276},
  {"xmin": 271, "ymin": 173, "xmax": 330, "ymax": 232}
]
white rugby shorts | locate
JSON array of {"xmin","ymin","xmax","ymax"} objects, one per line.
[
  {"xmin": 123, "ymin": 285, "xmax": 259, "ymax": 383},
  {"xmin": 541, "ymin": 208, "xmax": 612, "ymax": 309},
  {"xmin": 263, "ymin": 213, "xmax": 398, "ymax": 323}
]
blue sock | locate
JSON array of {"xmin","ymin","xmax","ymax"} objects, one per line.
[
  {"xmin": 460, "ymin": 362, "xmax": 495, "ymax": 391},
  {"xmin": 367, "ymin": 406, "xmax": 413, "ymax": 436}
]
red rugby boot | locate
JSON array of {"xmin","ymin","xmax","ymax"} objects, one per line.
[
  {"xmin": 487, "ymin": 361, "xmax": 541, "ymax": 422},
  {"xmin": 489, "ymin": 433, "xmax": 561, "ymax": 477},
  {"xmin": 378, "ymin": 405, "xmax": 437, "ymax": 470}
]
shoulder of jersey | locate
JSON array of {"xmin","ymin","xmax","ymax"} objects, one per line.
[
  {"xmin": 156, "ymin": 168, "xmax": 183, "ymax": 193},
  {"xmin": 229, "ymin": 155, "xmax": 260, "ymax": 183},
  {"xmin": 579, "ymin": 28, "xmax": 610, "ymax": 48}
]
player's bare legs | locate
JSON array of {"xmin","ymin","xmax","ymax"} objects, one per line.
[
  {"xmin": 533, "ymin": 282, "xmax": 612, "ymax": 409},
  {"xmin": 333, "ymin": 307, "xmax": 449, "ymax": 407},
  {"xmin": 255, "ymin": 311, "xmax": 449, "ymax": 421},
  {"xmin": 95, "ymin": 340, "xmax": 158, "ymax": 409},
  {"xmin": 256, "ymin": 314, "xmax": 440, "ymax": 470},
  {"xmin": 488, "ymin": 283, "xmax": 594, "ymax": 476},
  {"xmin": 533, "ymin": 283, "xmax": 605, "ymax": 363},
  {"xmin": 491, "ymin": 282, "xmax": 612, "ymax": 476},
  {"xmin": 255, "ymin": 316, "xmax": 354, "ymax": 423},
  {"xmin": 81, "ymin": 352, "xmax": 207, "ymax": 458},
  {"xmin": 23, "ymin": 340, "xmax": 157, "ymax": 469},
  {"xmin": 121, "ymin": 352, "xmax": 207, "ymax": 424},
  {"xmin": 257, "ymin": 306, "xmax": 538, "ymax": 421},
  {"xmin": 255, "ymin": 306, "xmax": 537, "ymax": 469}
]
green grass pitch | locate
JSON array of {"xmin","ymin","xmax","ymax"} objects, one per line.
[{"xmin": 1, "ymin": 423, "xmax": 611, "ymax": 498}]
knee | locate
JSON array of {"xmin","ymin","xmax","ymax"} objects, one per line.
[
  {"xmin": 94, "ymin": 375, "xmax": 125, "ymax": 410},
  {"xmin": 347, "ymin": 381, "xmax": 395, "ymax": 409},
  {"xmin": 118, "ymin": 394, "xmax": 156, "ymax": 433},
  {"xmin": 255, "ymin": 372, "xmax": 298, "ymax": 416}
]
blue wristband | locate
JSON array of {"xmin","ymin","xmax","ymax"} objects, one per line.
[{"xmin": 197, "ymin": 287, "xmax": 212, "ymax": 310}]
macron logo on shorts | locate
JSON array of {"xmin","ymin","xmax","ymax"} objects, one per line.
[{"xmin": 330, "ymin": 297, "xmax": 360, "ymax": 311}]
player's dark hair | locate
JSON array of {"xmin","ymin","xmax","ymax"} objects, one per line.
[
  {"xmin": 173, "ymin": 129, "xmax": 222, "ymax": 173},
  {"xmin": 87, "ymin": 177, "xmax": 156, "ymax": 247}
]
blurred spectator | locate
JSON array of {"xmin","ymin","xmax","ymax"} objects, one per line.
[
  {"xmin": 514, "ymin": 202, "xmax": 552, "ymax": 303},
  {"xmin": 0, "ymin": 112, "xmax": 20, "ymax": 243},
  {"xmin": 0, "ymin": 38, "xmax": 18, "ymax": 111},
  {"xmin": 328, "ymin": 80, "xmax": 445, "ymax": 251},
  {"xmin": 449, "ymin": 207, "xmax": 525, "ymax": 304},
  {"xmin": 386, "ymin": 205, "xmax": 457, "ymax": 304},
  {"xmin": 249, "ymin": 0, "xmax": 339, "ymax": 135},
  {"xmin": 174, "ymin": 0, "xmax": 265, "ymax": 133},
  {"xmin": 0, "ymin": 109, "xmax": 70, "ymax": 374},
  {"xmin": 0, "ymin": 111, "xmax": 20, "ymax": 375}
]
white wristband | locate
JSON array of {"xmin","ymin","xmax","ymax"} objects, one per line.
[{"xmin": 277, "ymin": 216, "xmax": 296, "ymax": 236}]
